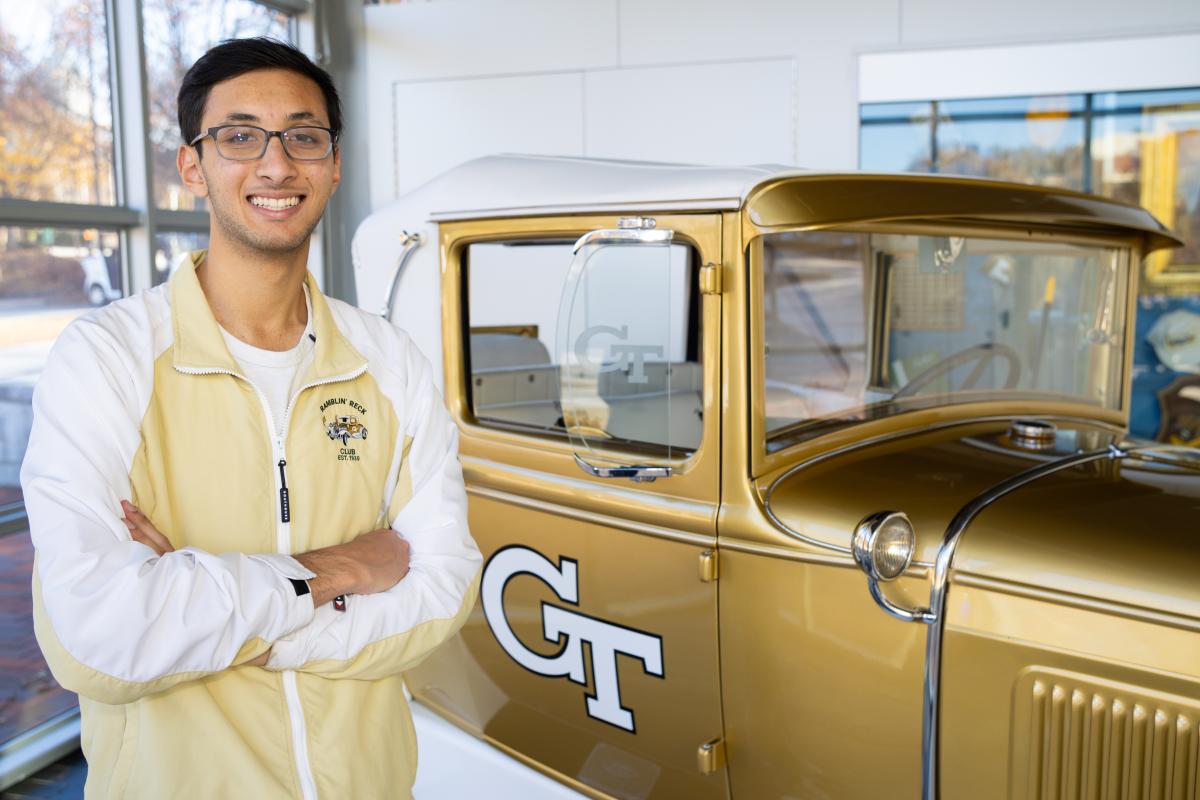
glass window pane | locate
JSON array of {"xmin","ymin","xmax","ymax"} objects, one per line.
[
  {"xmin": 1093, "ymin": 88, "xmax": 1200, "ymax": 274},
  {"xmin": 0, "ymin": 0, "xmax": 116, "ymax": 204},
  {"xmin": 143, "ymin": 0, "xmax": 292, "ymax": 211},
  {"xmin": 941, "ymin": 95, "xmax": 1086, "ymax": 116},
  {"xmin": 0, "ymin": 225, "xmax": 122, "ymax": 745},
  {"xmin": 465, "ymin": 239, "xmax": 703, "ymax": 455},
  {"xmin": 154, "ymin": 230, "xmax": 209, "ymax": 284},
  {"xmin": 860, "ymin": 102, "xmax": 933, "ymax": 173},
  {"xmin": 937, "ymin": 96, "xmax": 1086, "ymax": 190},
  {"xmin": 761, "ymin": 230, "xmax": 1127, "ymax": 450},
  {"xmin": 860, "ymin": 122, "xmax": 933, "ymax": 173},
  {"xmin": 0, "ymin": 526, "xmax": 77, "ymax": 745},
  {"xmin": 0, "ymin": 226, "xmax": 124, "ymax": 508},
  {"xmin": 860, "ymin": 101, "xmax": 933, "ymax": 122}
]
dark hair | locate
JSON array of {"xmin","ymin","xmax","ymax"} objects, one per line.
[{"xmin": 177, "ymin": 37, "xmax": 342, "ymax": 151}]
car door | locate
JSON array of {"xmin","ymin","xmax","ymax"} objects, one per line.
[{"xmin": 403, "ymin": 213, "xmax": 727, "ymax": 800}]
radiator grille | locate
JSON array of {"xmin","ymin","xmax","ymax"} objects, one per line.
[{"xmin": 1013, "ymin": 670, "xmax": 1200, "ymax": 800}]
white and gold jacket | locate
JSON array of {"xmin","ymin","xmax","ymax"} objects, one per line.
[{"xmin": 20, "ymin": 251, "xmax": 482, "ymax": 799}]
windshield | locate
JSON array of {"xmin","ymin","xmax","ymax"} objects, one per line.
[{"xmin": 761, "ymin": 229, "xmax": 1128, "ymax": 449}]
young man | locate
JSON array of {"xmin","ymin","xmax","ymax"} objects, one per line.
[{"xmin": 20, "ymin": 38, "xmax": 481, "ymax": 799}]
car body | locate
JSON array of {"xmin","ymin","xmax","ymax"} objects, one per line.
[
  {"xmin": 326, "ymin": 414, "xmax": 367, "ymax": 444},
  {"xmin": 80, "ymin": 251, "xmax": 122, "ymax": 306},
  {"xmin": 353, "ymin": 155, "xmax": 1199, "ymax": 799}
]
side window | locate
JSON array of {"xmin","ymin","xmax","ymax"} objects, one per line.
[{"xmin": 464, "ymin": 237, "xmax": 702, "ymax": 455}]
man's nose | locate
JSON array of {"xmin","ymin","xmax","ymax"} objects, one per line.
[{"xmin": 255, "ymin": 134, "xmax": 298, "ymax": 182}]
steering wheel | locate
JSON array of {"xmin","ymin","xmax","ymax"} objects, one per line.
[{"xmin": 893, "ymin": 343, "xmax": 1021, "ymax": 399}]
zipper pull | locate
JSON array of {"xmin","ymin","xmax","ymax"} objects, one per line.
[{"xmin": 278, "ymin": 459, "xmax": 290, "ymax": 523}]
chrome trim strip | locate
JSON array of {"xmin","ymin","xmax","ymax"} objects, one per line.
[
  {"xmin": 919, "ymin": 443, "xmax": 1127, "ymax": 800},
  {"xmin": 762, "ymin": 414, "xmax": 1122, "ymax": 563},
  {"xmin": 0, "ymin": 708, "xmax": 80, "ymax": 791},
  {"xmin": 381, "ymin": 231, "xmax": 424, "ymax": 321}
]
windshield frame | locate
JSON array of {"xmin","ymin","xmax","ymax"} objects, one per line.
[{"xmin": 748, "ymin": 221, "xmax": 1140, "ymax": 476}]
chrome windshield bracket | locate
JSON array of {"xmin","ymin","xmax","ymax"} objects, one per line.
[
  {"xmin": 380, "ymin": 230, "xmax": 424, "ymax": 321},
  {"xmin": 573, "ymin": 454, "xmax": 671, "ymax": 483}
]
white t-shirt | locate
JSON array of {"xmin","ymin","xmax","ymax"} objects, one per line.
[{"xmin": 219, "ymin": 286, "xmax": 316, "ymax": 438}]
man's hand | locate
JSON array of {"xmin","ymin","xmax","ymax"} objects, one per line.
[
  {"xmin": 122, "ymin": 500, "xmax": 174, "ymax": 556},
  {"xmin": 295, "ymin": 529, "xmax": 411, "ymax": 607}
]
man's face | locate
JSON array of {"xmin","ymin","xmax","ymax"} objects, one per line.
[{"xmin": 177, "ymin": 68, "xmax": 341, "ymax": 256}]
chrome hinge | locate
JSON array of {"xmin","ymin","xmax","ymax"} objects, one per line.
[
  {"xmin": 698, "ymin": 549, "xmax": 718, "ymax": 582},
  {"xmin": 617, "ymin": 216, "xmax": 657, "ymax": 230},
  {"xmin": 697, "ymin": 738, "xmax": 726, "ymax": 774},
  {"xmin": 699, "ymin": 262, "xmax": 722, "ymax": 295}
]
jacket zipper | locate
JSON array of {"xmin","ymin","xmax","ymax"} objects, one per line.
[{"xmin": 175, "ymin": 361, "xmax": 367, "ymax": 800}]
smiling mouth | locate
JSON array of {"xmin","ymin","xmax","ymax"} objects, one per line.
[{"xmin": 248, "ymin": 195, "xmax": 305, "ymax": 210}]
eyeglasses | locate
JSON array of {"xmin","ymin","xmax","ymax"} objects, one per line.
[{"xmin": 189, "ymin": 125, "xmax": 336, "ymax": 161}]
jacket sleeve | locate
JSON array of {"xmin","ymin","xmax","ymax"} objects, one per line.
[
  {"xmin": 22, "ymin": 319, "xmax": 317, "ymax": 706},
  {"xmin": 264, "ymin": 343, "xmax": 482, "ymax": 681}
]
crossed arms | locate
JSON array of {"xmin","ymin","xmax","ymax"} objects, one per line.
[{"xmin": 22, "ymin": 318, "xmax": 482, "ymax": 705}]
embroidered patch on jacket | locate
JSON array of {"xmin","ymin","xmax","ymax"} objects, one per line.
[{"xmin": 320, "ymin": 397, "xmax": 367, "ymax": 461}]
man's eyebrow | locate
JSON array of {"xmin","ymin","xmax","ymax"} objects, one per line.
[{"xmin": 218, "ymin": 112, "xmax": 325, "ymax": 124}]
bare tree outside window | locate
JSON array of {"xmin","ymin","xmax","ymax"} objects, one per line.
[{"xmin": 0, "ymin": 0, "xmax": 115, "ymax": 205}]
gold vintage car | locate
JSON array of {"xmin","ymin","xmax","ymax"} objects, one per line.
[
  {"xmin": 326, "ymin": 414, "xmax": 367, "ymax": 444},
  {"xmin": 354, "ymin": 156, "xmax": 1200, "ymax": 800}
]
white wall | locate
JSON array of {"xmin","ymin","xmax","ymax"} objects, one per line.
[{"xmin": 363, "ymin": 0, "xmax": 1200, "ymax": 210}]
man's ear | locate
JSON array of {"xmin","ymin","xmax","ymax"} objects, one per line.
[
  {"xmin": 177, "ymin": 144, "xmax": 209, "ymax": 198},
  {"xmin": 330, "ymin": 145, "xmax": 342, "ymax": 195}
]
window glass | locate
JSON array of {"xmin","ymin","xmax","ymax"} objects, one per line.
[
  {"xmin": 1093, "ymin": 89, "xmax": 1200, "ymax": 274},
  {"xmin": 937, "ymin": 95, "xmax": 1086, "ymax": 190},
  {"xmin": 466, "ymin": 239, "xmax": 702, "ymax": 454},
  {"xmin": 0, "ymin": 224, "xmax": 122, "ymax": 745},
  {"xmin": 0, "ymin": 226, "xmax": 124, "ymax": 507},
  {"xmin": 761, "ymin": 230, "xmax": 1126, "ymax": 450},
  {"xmin": 154, "ymin": 231, "xmax": 210, "ymax": 284},
  {"xmin": 859, "ymin": 102, "xmax": 932, "ymax": 173},
  {"xmin": 0, "ymin": 526, "xmax": 77, "ymax": 745},
  {"xmin": 142, "ymin": 0, "xmax": 292, "ymax": 211},
  {"xmin": 0, "ymin": 0, "xmax": 116, "ymax": 204}
]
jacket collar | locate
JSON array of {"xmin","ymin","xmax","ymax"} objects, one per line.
[{"xmin": 170, "ymin": 250, "xmax": 367, "ymax": 382}]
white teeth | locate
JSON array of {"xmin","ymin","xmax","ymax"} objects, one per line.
[{"xmin": 250, "ymin": 196, "xmax": 301, "ymax": 210}]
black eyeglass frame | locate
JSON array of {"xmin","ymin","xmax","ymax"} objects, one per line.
[{"xmin": 188, "ymin": 124, "xmax": 338, "ymax": 161}]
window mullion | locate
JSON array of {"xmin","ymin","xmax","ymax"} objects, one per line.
[{"xmin": 109, "ymin": 0, "xmax": 156, "ymax": 296}]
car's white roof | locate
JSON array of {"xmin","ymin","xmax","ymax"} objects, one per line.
[{"xmin": 404, "ymin": 154, "xmax": 794, "ymax": 221}]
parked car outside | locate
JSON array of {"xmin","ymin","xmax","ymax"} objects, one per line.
[{"xmin": 353, "ymin": 155, "xmax": 1199, "ymax": 800}]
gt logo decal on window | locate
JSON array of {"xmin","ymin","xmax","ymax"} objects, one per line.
[{"xmin": 481, "ymin": 545, "xmax": 665, "ymax": 733}]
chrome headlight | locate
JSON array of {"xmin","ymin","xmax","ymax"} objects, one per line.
[{"xmin": 853, "ymin": 511, "xmax": 915, "ymax": 582}]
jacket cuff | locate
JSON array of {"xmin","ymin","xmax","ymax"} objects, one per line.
[{"xmin": 246, "ymin": 553, "xmax": 317, "ymax": 636}]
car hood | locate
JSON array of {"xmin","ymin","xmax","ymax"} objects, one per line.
[
  {"xmin": 763, "ymin": 417, "xmax": 1122, "ymax": 566},
  {"xmin": 764, "ymin": 419, "xmax": 1200, "ymax": 621},
  {"xmin": 952, "ymin": 445, "xmax": 1200, "ymax": 621}
]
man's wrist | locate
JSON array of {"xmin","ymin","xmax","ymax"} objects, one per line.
[{"xmin": 294, "ymin": 546, "xmax": 361, "ymax": 606}]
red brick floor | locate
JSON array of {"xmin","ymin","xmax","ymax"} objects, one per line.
[{"xmin": 0, "ymin": 531, "xmax": 76, "ymax": 745}]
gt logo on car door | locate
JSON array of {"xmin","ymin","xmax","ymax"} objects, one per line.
[{"xmin": 481, "ymin": 545, "xmax": 665, "ymax": 732}]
